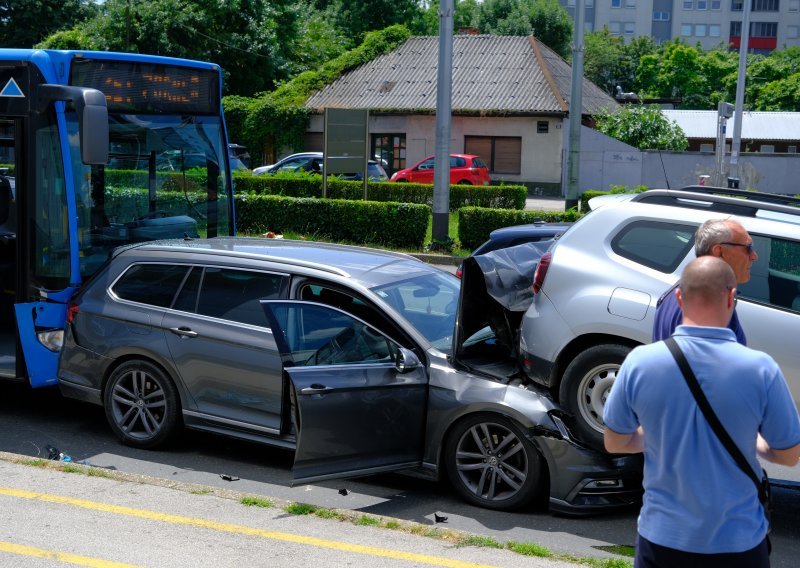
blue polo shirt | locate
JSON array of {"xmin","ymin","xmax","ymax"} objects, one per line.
[
  {"xmin": 604, "ymin": 326, "xmax": 800, "ymax": 554},
  {"xmin": 653, "ymin": 283, "xmax": 747, "ymax": 344}
]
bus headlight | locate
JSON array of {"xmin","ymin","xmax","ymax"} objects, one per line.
[{"xmin": 38, "ymin": 329, "xmax": 64, "ymax": 352}]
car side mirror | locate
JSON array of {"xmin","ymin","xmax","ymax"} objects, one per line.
[{"xmin": 395, "ymin": 347, "xmax": 421, "ymax": 373}]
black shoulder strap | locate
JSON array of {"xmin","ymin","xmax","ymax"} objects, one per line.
[{"xmin": 665, "ymin": 337, "xmax": 765, "ymax": 497}]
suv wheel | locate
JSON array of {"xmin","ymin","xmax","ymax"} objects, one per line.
[
  {"xmin": 559, "ymin": 344, "xmax": 631, "ymax": 451},
  {"xmin": 103, "ymin": 360, "xmax": 181, "ymax": 449},
  {"xmin": 445, "ymin": 414, "xmax": 544, "ymax": 510}
]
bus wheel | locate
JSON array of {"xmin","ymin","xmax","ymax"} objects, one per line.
[{"xmin": 103, "ymin": 360, "xmax": 180, "ymax": 449}]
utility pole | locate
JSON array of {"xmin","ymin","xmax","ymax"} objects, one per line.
[
  {"xmin": 432, "ymin": 0, "xmax": 454, "ymax": 243},
  {"xmin": 729, "ymin": 0, "xmax": 752, "ymax": 189},
  {"xmin": 565, "ymin": 0, "xmax": 585, "ymax": 211}
]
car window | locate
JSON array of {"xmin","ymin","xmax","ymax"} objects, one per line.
[
  {"xmin": 174, "ymin": 267, "xmax": 285, "ymax": 327},
  {"xmin": 472, "ymin": 157, "xmax": 487, "ymax": 168},
  {"xmin": 267, "ymin": 303, "xmax": 395, "ymax": 366},
  {"xmin": 739, "ymin": 235, "xmax": 800, "ymax": 311},
  {"xmin": 450, "ymin": 156, "xmax": 466, "ymax": 168},
  {"xmin": 611, "ymin": 221, "xmax": 697, "ymax": 273},
  {"xmin": 418, "ymin": 158, "xmax": 434, "ymax": 170},
  {"xmin": 275, "ymin": 158, "xmax": 310, "ymax": 173},
  {"xmin": 112, "ymin": 263, "xmax": 190, "ymax": 307}
]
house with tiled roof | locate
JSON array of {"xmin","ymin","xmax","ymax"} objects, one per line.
[{"xmin": 301, "ymin": 34, "xmax": 618, "ymax": 193}]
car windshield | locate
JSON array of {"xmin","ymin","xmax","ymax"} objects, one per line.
[{"xmin": 371, "ymin": 271, "xmax": 459, "ymax": 352}]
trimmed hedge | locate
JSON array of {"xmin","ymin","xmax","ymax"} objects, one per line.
[
  {"xmin": 234, "ymin": 193, "xmax": 430, "ymax": 249},
  {"xmin": 580, "ymin": 190, "xmax": 609, "ymax": 212},
  {"xmin": 232, "ymin": 173, "xmax": 527, "ymax": 211},
  {"xmin": 458, "ymin": 206, "xmax": 583, "ymax": 249}
]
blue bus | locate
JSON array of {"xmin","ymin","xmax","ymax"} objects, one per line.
[{"xmin": 0, "ymin": 50, "xmax": 235, "ymax": 388}]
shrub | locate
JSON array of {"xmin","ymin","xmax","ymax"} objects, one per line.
[
  {"xmin": 458, "ymin": 206, "xmax": 582, "ymax": 249},
  {"xmin": 233, "ymin": 173, "xmax": 526, "ymax": 211},
  {"xmin": 234, "ymin": 193, "xmax": 429, "ymax": 249}
]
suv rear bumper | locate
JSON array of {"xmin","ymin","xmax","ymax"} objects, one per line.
[{"xmin": 519, "ymin": 292, "xmax": 569, "ymax": 388}]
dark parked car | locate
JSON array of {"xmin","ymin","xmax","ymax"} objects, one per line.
[
  {"xmin": 253, "ymin": 152, "xmax": 388, "ymax": 181},
  {"xmin": 57, "ymin": 237, "xmax": 641, "ymax": 513},
  {"xmin": 456, "ymin": 222, "xmax": 571, "ymax": 278}
]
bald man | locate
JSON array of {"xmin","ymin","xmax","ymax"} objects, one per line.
[{"xmin": 605, "ymin": 257, "xmax": 800, "ymax": 567}]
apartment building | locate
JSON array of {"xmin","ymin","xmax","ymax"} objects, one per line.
[{"xmin": 562, "ymin": 0, "xmax": 800, "ymax": 53}]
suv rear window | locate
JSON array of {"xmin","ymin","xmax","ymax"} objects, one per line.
[
  {"xmin": 611, "ymin": 221, "xmax": 697, "ymax": 273},
  {"xmin": 112, "ymin": 264, "xmax": 190, "ymax": 307}
]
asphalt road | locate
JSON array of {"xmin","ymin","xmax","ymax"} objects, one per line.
[{"xmin": 1, "ymin": 382, "xmax": 800, "ymax": 566}]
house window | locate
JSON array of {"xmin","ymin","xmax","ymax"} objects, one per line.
[
  {"xmin": 537, "ymin": 121, "xmax": 549, "ymax": 133},
  {"xmin": 653, "ymin": 10, "xmax": 671, "ymax": 20},
  {"xmin": 624, "ymin": 22, "xmax": 635, "ymax": 34},
  {"xmin": 697, "ymin": 0, "xmax": 708, "ymax": 8},
  {"xmin": 789, "ymin": 25, "xmax": 800, "ymax": 38},
  {"xmin": 696, "ymin": 24, "xmax": 707, "ymax": 36},
  {"xmin": 609, "ymin": 21, "xmax": 622, "ymax": 34},
  {"xmin": 710, "ymin": 24, "xmax": 721, "ymax": 36},
  {"xmin": 626, "ymin": 0, "xmax": 636, "ymax": 6},
  {"xmin": 788, "ymin": 145, "xmax": 797, "ymax": 153},
  {"xmin": 761, "ymin": 144, "xmax": 775, "ymax": 153},
  {"xmin": 683, "ymin": 0, "xmax": 693, "ymax": 8},
  {"xmin": 464, "ymin": 136, "xmax": 522, "ymax": 175},
  {"xmin": 752, "ymin": 22, "xmax": 778, "ymax": 36},
  {"xmin": 790, "ymin": 0, "xmax": 800, "ymax": 10},
  {"xmin": 700, "ymin": 144, "xmax": 714, "ymax": 152},
  {"xmin": 731, "ymin": 21, "xmax": 742, "ymax": 35},
  {"xmin": 731, "ymin": 0, "xmax": 743, "ymax": 10},
  {"xmin": 752, "ymin": 0, "xmax": 779, "ymax": 9},
  {"xmin": 612, "ymin": 0, "xmax": 622, "ymax": 7},
  {"xmin": 711, "ymin": 0, "xmax": 721, "ymax": 7},
  {"xmin": 681, "ymin": 23, "xmax": 693, "ymax": 35},
  {"xmin": 370, "ymin": 134, "xmax": 406, "ymax": 178}
]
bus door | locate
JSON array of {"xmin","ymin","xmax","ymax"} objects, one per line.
[{"xmin": 0, "ymin": 119, "xmax": 17, "ymax": 381}]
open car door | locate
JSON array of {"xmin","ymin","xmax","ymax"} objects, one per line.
[{"xmin": 261, "ymin": 300, "xmax": 428, "ymax": 483}]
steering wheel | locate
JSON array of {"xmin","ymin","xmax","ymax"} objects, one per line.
[{"xmin": 313, "ymin": 327, "xmax": 355, "ymax": 365}]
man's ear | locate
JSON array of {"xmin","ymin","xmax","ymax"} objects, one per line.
[{"xmin": 675, "ymin": 287, "xmax": 683, "ymax": 309}]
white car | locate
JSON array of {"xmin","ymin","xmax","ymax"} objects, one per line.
[{"xmin": 518, "ymin": 187, "xmax": 800, "ymax": 450}]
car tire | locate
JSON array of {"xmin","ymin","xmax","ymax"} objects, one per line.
[
  {"xmin": 559, "ymin": 344, "xmax": 631, "ymax": 451},
  {"xmin": 103, "ymin": 360, "xmax": 181, "ymax": 449},
  {"xmin": 457, "ymin": 180, "xmax": 472, "ymax": 185},
  {"xmin": 445, "ymin": 413, "xmax": 544, "ymax": 511}
]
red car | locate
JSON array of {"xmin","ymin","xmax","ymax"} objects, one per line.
[{"xmin": 390, "ymin": 154, "xmax": 491, "ymax": 185}]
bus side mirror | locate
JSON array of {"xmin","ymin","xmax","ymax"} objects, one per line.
[{"xmin": 38, "ymin": 85, "xmax": 109, "ymax": 165}]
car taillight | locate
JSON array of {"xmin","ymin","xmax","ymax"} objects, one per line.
[
  {"xmin": 532, "ymin": 252, "xmax": 552, "ymax": 294},
  {"xmin": 66, "ymin": 302, "xmax": 79, "ymax": 324},
  {"xmin": 455, "ymin": 264, "xmax": 463, "ymax": 279}
]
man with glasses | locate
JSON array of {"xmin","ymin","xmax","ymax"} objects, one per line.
[{"xmin": 653, "ymin": 218, "xmax": 758, "ymax": 344}]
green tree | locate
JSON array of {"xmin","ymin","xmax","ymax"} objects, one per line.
[
  {"xmin": 633, "ymin": 40, "xmax": 707, "ymax": 107},
  {"xmin": 37, "ymin": 0, "xmax": 303, "ymax": 97},
  {"xmin": 584, "ymin": 29, "xmax": 625, "ymax": 94},
  {"xmin": 594, "ymin": 104, "xmax": 688, "ymax": 151},
  {"xmin": 477, "ymin": 0, "xmax": 571, "ymax": 57},
  {"xmin": 752, "ymin": 73, "xmax": 800, "ymax": 110},
  {"xmin": 0, "ymin": 0, "xmax": 98, "ymax": 48},
  {"xmin": 330, "ymin": 0, "xmax": 424, "ymax": 42}
]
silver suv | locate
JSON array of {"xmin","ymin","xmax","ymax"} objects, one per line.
[{"xmin": 520, "ymin": 187, "xmax": 800, "ymax": 450}]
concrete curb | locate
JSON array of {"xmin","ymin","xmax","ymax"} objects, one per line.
[{"xmin": 410, "ymin": 253, "xmax": 463, "ymax": 266}]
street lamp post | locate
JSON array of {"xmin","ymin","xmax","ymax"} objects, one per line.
[{"xmin": 432, "ymin": 0, "xmax": 454, "ymax": 243}]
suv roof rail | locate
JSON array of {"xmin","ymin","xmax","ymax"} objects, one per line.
[{"xmin": 632, "ymin": 186, "xmax": 800, "ymax": 219}]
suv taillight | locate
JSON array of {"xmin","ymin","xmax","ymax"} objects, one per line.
[
  {"xmin": 532, "ymin": 252, "xmax": 552, "ymax": 294},
  {"xmin": 66, "ymin": 302, "xmax": 79, "ymax": 324}
]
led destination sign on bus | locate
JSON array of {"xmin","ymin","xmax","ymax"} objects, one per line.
[{"xmin": 69, "ymin": 59, "xmax": 219, "ymax": 114}]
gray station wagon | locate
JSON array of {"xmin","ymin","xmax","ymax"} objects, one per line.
[{"xmin": 57, "ymin": 237, "xmax": 641, "ymax": 513}]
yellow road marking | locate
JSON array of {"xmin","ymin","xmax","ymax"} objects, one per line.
[
  {"xmin": 0, "ymin": 541, "xmax": 138, "ymax": 567},
  {"xmin": 0, "ymin": 487, "xmax": 496, "ymax": 568}
]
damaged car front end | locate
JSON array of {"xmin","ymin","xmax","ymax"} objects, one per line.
[{"xmin": 444, "ymin": 244, "xmax": 643, "ymax": 514}]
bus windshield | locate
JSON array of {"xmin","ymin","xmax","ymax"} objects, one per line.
[{"xmin": 65, "ymin": 112, "xmax": 233, "ymax": 279}]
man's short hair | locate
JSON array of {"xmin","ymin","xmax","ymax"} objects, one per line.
[
  {"xmin": 680, "ymin": 256, "xmax": 736, "ymax": 303},
  {"xmin": 695, "ymin": 219, "xmax": 735, "ymax": 256}
]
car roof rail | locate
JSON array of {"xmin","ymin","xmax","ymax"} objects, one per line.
[{"xmin": 632, "ymin": 186, "xmax": 800, "ymax": 220}]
